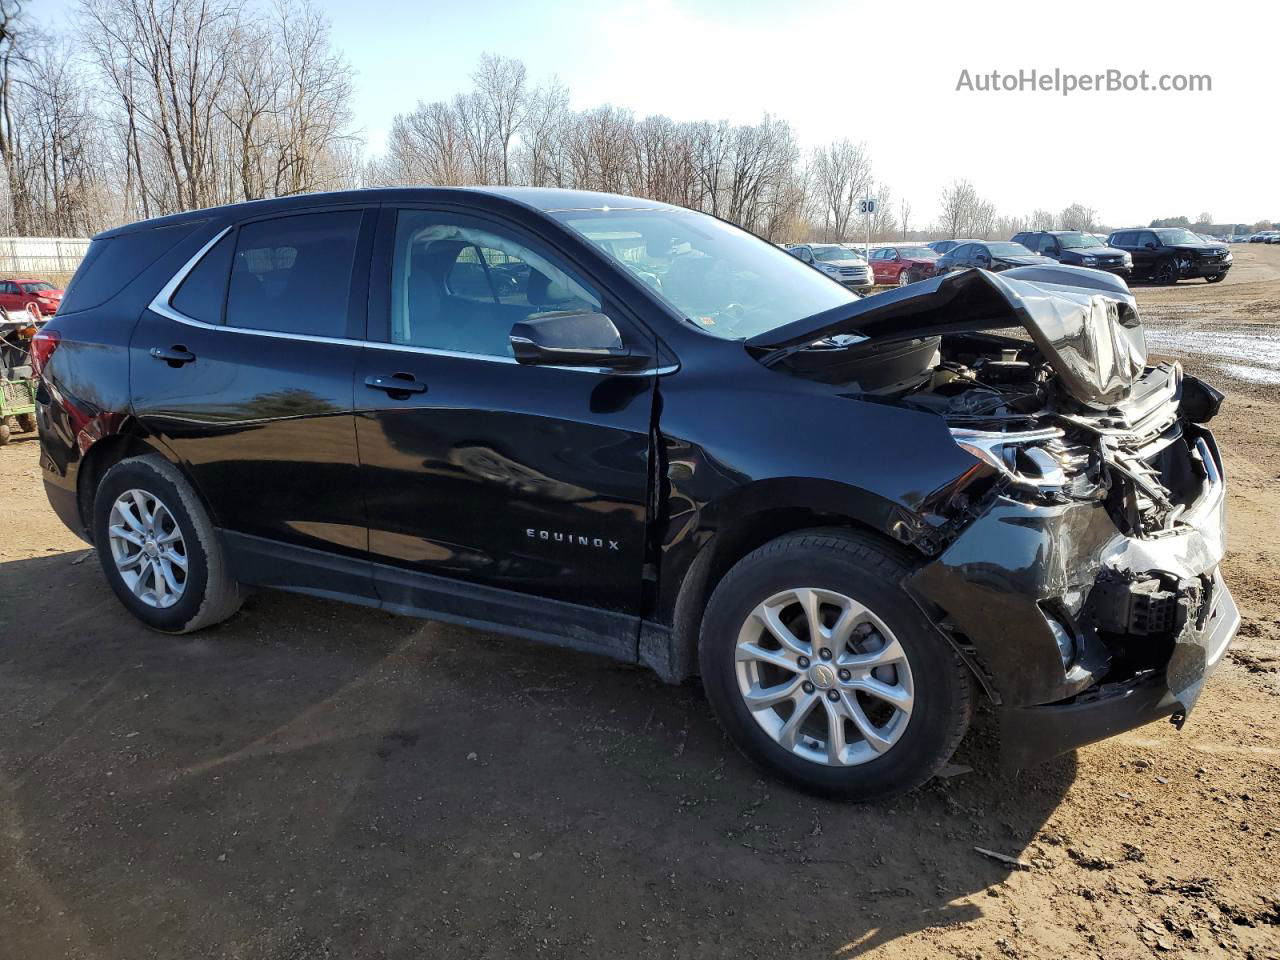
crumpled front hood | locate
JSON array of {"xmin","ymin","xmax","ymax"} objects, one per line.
[{"xmin": 747, "ymin": 264, "xmax": 1148, "ymax": 407}]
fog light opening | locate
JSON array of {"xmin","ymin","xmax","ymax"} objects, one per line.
[{"xmin": 1043, "ymin": 612, "xmax": 1078, "ymax": 671}]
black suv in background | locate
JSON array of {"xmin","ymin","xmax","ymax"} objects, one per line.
[
  {"xmin": 1012, "ymin": 231, "xmax": 1132, "ymax": 278},
  {"xmin": 1107, "ymin": 227, "xmax": 1233, "ymax": 284},
  {"xmin": 934, "ymin": 240, "xmax": 1054, "ymax": 274},
  {"xmin": 34, "ymin": 188, "xmax": 1238, "ymax": 800}
]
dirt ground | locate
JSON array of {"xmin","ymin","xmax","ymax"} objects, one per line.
[{"xmin": 1, "ymin": 247, "xmax": 1278, "ymax": 960}]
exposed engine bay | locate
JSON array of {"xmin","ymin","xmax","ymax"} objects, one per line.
[{"xmin": 754, "ymin": 264, "xmax": 1225, "ymax": 544}]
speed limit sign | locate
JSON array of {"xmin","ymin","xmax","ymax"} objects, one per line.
[{"xmin": 859, "ymin": 198, "xmax": 876, "ymax": 215}]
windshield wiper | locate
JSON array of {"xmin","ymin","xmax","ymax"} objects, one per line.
[{"xmin": 755, "ymin": 333, "xmax": 869, "ymax": 368}]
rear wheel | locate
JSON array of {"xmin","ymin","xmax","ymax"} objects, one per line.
[
  {"xmin": 0, "ymin": 419, "xmax": 10, "ymax": 445},
  {"xmin": 897, "ymin": 269, "xmax": 912, "ymax": 286},
  {"xmin": 16, "ymin": 412, "xmax": 36, "ymax": 433},
  {"xmin": 1155, "ymin": 259, "xmax": 1179, "ymax": 285},
  {"xmin": 699, "ymin": 529, "xmax": 973, "ymax": 801},
  {"xmin": 93, "ymin": 454, "xmax": 243, "ymax": 633}
]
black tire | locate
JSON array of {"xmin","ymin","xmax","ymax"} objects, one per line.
[
  {"xmin": 92, "ymin": 454, "xmax": 243, "ymax": 633},
  {"xmin": 16, "ymin": 412, "xmax": 36, "ymax": 433},
  {"xmin": 1155, "ymin": 259, "xmax": 1179, "ymax": 285},
  {"xmin": 699, "ymin": 529, "xmax": 973, "ymax": 801},
  {"xmin": 0, "ymin": 419, "xmax": 10, "ymax": 445},
  {"xmin": 1205, "ymin": 273, "xmax": 1225, "ymax": 284}
]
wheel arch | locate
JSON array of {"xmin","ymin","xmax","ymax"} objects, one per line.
[
  {"xmin": 76, "ymin": 423, "xmax": 204, "ymax": 545},
  {"xmin": 645, "ymin": 478, "xmax": 924, "ymax": 684}
]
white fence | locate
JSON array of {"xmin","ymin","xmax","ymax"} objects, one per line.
[{"xmin": 0, "ymin": 236, "xmax": 91, "ymax": 276}]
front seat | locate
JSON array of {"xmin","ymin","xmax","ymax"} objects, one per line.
[{"xmin": 526, "ymin": 269, "xmax": 588, "ymax": 314}]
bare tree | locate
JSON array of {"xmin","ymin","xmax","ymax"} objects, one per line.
[
  {"xmin": 865, "ymin": 183, "xmax": 895, "ymax": 239},
  {"xmin": 0, "ymin": 0, "xmax": 32, "ymax": 232},
  {"xmin": 1029, "ymin": 208, "xmax": 1056, "ymax": 230},
  {"xmin": 76, "ymin": 0, "xmax": 355, "ymax": 222},
  {"xmin": 970, "ymin": 199, "xmax": 996, "ymax": 238},
  {"xmin": 899, "ymin": 197, "xmax": 911, "ymax": 239},
  {"xmin": 811, "ymin": 138, "xmax": 871, "ymax": 240},
  {"xmin": 1059, "ymin": 202, "xmax": 1097, "ymax": 232},
  {"xmin": 471, "ymin": 52, "xmax": 526, "ymax": 185},
  {"xmin": 938, "ymin": 179, "xmax": 978, "ymax": 238},
  {"xmin": 517, "ymin": 78, "xmax": 569, "ymax": 187}
]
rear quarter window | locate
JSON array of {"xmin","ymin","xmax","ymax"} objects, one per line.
[{"xmin": 59, "ymin": 221, "xmax": 203, "ymax": 315}]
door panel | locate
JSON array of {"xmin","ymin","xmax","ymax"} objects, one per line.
[
  {"xmin": 130, "ymin": 210, "xmax": 375, "ymax": 575},
  {"xmin": 356, "ymin": 352, "xmax": 653, "ymax": 613},
  {"xmin": 356, "ymin": 206, "xmax": 656, "ymax": 622}
]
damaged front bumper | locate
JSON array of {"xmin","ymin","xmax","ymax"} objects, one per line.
[{"xmin": 905, "ymin": 427, "xmax": 1238, "ymax": 768}]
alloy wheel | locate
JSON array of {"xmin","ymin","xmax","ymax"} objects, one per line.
[
  {"xmin": 734, "ymin": 587, "xmax": 914, "ymax": 766},
  {"xmin": 107, "ymin": 489, "xmax": 188, "ymax": 609},
  {"xmin": 897, "ymin": 269, "xmax": 911, "ymax": 286}
]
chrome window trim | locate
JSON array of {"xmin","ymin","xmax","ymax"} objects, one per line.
[{"xmin": 148, "ymin": 223, "xmax": 676, "ymax": 377}]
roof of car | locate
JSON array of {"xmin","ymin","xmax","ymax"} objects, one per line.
[
  {"xmin": 95, "ymin": 186, "xmax": 684, "ymax": 239},
  {"xmin": 2, "ymin": 277, "xmax": 46, "ymax": 284}
]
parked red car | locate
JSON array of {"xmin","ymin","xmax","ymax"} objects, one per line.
[
  {"xmin": 869, "ymin": 246, "xmax": 940, "ymax": 286},
  {"xmin": 0, "ymin": 278, "xmax": 63, "ymax": 316}
]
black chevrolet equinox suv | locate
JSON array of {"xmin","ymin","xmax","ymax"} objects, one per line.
[{"xmin": 35, "ymin": 188, "xmax": 1239, "ymax": 799}]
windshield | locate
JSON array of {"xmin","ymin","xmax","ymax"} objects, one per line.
[
  {"xmin": 986, "ymin": 242, "xmax": 1034, "ymax": 257},
  {"xmin": 1058, "ymin": 232, "xmax": 1103, "ymax": 249},
  {"xmin": 1155, "ymin": 228, "xmax": 1203, "ymax": 245},
  {"xmin": 898, "ymin": 246, "xmax": 937, "ymax": 259},
  {"xmin": 21, "ymin": 281, "xmax": 55, "ymax": 293},
  {"xmin": 553, "ymin": 208, "xmax": 857, "ymax": 340},
  {"xmin": 812, "ymin": 245, "xmax": 859, "ymax": 262}
]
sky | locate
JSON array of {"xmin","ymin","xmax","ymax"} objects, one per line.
[{"xmin": 38, "ymin": 0, "xmax": 1280, "ymax": 228}]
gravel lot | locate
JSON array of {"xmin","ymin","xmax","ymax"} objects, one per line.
[{"xmin": 1, "ymin": 246, "xmax": 1278, "ymax": 959}]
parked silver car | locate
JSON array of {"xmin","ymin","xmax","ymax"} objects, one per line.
[{"xmin": 785, "ymin": 243, "xmax": 874, "ymax": 290}]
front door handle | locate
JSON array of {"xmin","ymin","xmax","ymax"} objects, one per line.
[
  {"xmin": 150, "ymin": 345, "xmax": 196, "ymax": 366},
  {"xmin": 365, "ymin": 373, "xmax": 427, "ymax": 396}
]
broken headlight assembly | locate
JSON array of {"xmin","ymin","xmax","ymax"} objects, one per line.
[{"xmin": 949, "ymin": 426, "xmax": 1099, "ymax": 497}]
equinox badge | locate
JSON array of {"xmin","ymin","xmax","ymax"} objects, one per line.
[{"xmin": 527, "ymin": 528, "xmax": 621, "ymax": 551}]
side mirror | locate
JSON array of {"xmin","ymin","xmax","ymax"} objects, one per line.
[
  {"xmin": 1144, "ymin": 241, "xmax": 1157, "ymax": 249},
  {"xmin": 510, "ymin": 311, "xmax": 648, "ymax": 370}
]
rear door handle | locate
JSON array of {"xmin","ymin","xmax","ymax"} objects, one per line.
[
  {"xmin": 150, "ymin": 345, "xmax": 196, "ymax": 366},
  {"xmin": 365, "ymin": 373, "xmax": 427, "ymax": 395}
]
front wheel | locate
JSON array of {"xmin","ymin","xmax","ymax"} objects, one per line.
[
  {"xmin": 1205, "ymin": 273, "xmax": 1225, "ymax": 283},
  {"xmin": 16, "ymin": 412, "xmax": 36, "ymax": 433},
  {"xmin": 699, "ymin": 530, "xmax": 973, "ymax": 801},
  {"xmin": 897, "ymin": 269, "xmax": 912, "ymax": 286},
  {"xmin": 93, "ymin": 454, "xmax": 244, "ymax": 633}
]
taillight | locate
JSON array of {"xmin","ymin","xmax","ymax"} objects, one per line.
[{"xmin": 30, "ymin": 329, "xmax": 60, "ymax": 379}]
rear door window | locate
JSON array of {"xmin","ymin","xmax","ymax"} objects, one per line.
[{"xmin": 226, "ymin": 211, "xmax": 363, "ymax": 338}]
